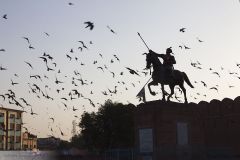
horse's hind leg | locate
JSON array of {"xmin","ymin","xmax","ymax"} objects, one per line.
[
  {"xmin": 179, "ymin": 84, "xmax": 187, "ymax": 103},
  {"xmin": 167, "ymin": 85, "xmax": 174, "ymax": 102},
  {"xmin": 148, "ymin": 81, "xmax": 157, "ymax": 96},
  {"xmin": 161, "ymin": 84, "xmax": 166, "ymax": 101}
]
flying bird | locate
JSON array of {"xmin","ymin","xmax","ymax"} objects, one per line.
[
  {"xmin": 107, "ymin": 26, "xmax": 117, "ymax": 34},
  {"xmin": 196, "ymin": 37, "xmax": 204, "ymax": 42},
  {"xmin": 113, "ymin": 54, "xmax": 120, "ymax": 62},
  {"xmin": 2, "ymin": 14, "xmax": 7, "ymax": 19},
  {"xmin": 22, "ymin": 37, "xmax": 30, "ymax": 44},
  {"xmin": 44, "ymin": 32, "xmax": 50, "ymax": 36},
  {"xmin": 24, "ymin": 61, "xmax": 33, "ymax": 69},
  {"xmin": 179, "ymin": 28, "xmax": 186, "ymax": 32},
  {"xmin": 49, "ymin": 117, "xmax": 54, "ymax": 122},
  {"xmin": 200, "ymin": 81, "xmax": 207, "ymax": 87},
  {"xmin": 125, "ymin": 67, "xmax": 140, "ymax": 76},
  {"xmin": 209, "ymin": 87, "xmax": 218, "ymax": 92},
  {"xmin": 212, "ymin": 72, "xmax": 220, "ymax": 77},
  {"xmin": 0, "ymin": 49, "xmax": 5, "ymax": 52},
  {"xmin": 78, "ymin": 41, "xmax": 88, "ymax": 49},
  {"xmin": 183, "ymin": 45, "xmax": 191, "ymax": 50},
  {"xmin": 84, "ymin": 21, "xmax": 94, "ymax": 30},
  {"xmin": 28, "ymin": 45, "xmax": 35, "ymax": 50},
  {"xmin": 11, "ymin": 79, "xmax": 18, "ymax": 86},
  {"xmin": 30, "ymin": 108, "xmax": 38, "ymax": 115}
]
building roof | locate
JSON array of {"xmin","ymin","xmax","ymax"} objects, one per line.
[{"xmin": 0, "ymin": 107, "xmax": 24, "ymax": 113}]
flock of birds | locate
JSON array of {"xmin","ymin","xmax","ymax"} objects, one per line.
[
  {"xmin": 1, "ymin": 2, "xmax": 240, "ymax": 139},
  {"xmin": 0, "ymin": 8, "xmax": 147, "ymax": 138}
]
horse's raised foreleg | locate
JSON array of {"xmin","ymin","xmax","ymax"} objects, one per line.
[
  {"xmin": 167, "ymin": 85, "xmax": 175, "ymax": 102},
  {"xmin": 179, "ymin": 84, "xmax": 187, "ymax": 103},
  {"xmin": 148, "ymin": 81, "xmax": 157, "ymax": 96}
]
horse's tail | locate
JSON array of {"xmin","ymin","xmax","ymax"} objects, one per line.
[{"xmin": 183, "ymin": 72, "xmax": 194, "ymax": 88}]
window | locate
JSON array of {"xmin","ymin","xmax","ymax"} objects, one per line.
[
  {"xmin": 177, "ymin": 122, "xmax": 188, "ymax": 146},
  {"xmin": 0, "ymin": 135, "xmax": 4, "ymax": 141},
  {"xmin": 16, "ymin": 136, "xmax": 21, "ymax": 143},
  {"xmin": 9, "ymin": 114, "xmax": 15, "ymax": 118},
  {"xmin": 16, "ymin": 113, "xmax": 21, "ymax": 119},
  {"xmin": 0, "ymin": 123, "xmax": 4, "ymax": 130},
  {"xmin": 16, "ymin": 124, "xmax": 21, "ymax": 131},
  {"xmin": 9, "ymin": 136, "xmax": 14, "ymax": 142},
  {"xmin": 9, "ymin": 123, "xmax": 15, "ymax": 130},
  {"xmin": 0, "ymin": 113, "xmax": 4, "ymax": 117}
]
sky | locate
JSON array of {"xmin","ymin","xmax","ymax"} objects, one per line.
[{"xmin": 0, "ymin": 0, "xmax": 240, "ymax": 141}]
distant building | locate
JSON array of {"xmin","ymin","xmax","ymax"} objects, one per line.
[
  {"xmin": 22, "ymin": 131, "xmax": 37, "ymax": 150},
  {"xmin": 135, "ymin": 97, "xmax": 240, "ymax": 160},
  {"xmin": 0, "ymin": 107, "xmax": 23, "ymax": 150},
  {"xmin": 37, "ymin": 136, "xmax": 61, "ymax": 150}
]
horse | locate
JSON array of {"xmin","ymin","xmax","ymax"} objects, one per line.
[{"xmin": 146, "ymin": 52, "xmax": 194, "ymax": 103}]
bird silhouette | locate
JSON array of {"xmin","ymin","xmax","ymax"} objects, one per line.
[
  {"xmin": 44, "ymin": 32, "xmax": 50, "ymax": 36},
  {"xmin": 11, "ymin": 79, "xmax": 18, "ymax": 86},
  {"xmin": 20, "ymin": 98, "xmax": 31, "ymax": 106},
  {"xmin": 22, "ymin": 37, "xmax": 30, "ymax": 44},
  {"xmin": 113, "ymin": 54, "xmax": 120, "ymax": 62},
  {"xmin": 72, "ymin": 106, "xmax": 78, "ymax": 111},
  {"xmin": 0, "ymin": 65, "xmax": 7, "ymax": 70},
  {"xmin": 66, "ymin": 54, "xmax": 72, "ymax": 61},
  {"xmin": 179, "ymin": 28, "xmax": 186, "ymax": 32},
  {"xmin": 107, "ymin": 26, "xmax": 117, "ymax": 34},
  {"xmin": 84, "ymin": 21, "xmax": 94, "ymax": 30},
  {"xmin": 28, "ymin": 45, "xmax": 35, "ymax": 50},
  {"xmin": 97, "ymin": 67, "xmax": 104, "ymax": 72},
  {"xmin": 125, "ymin": 67, "xmax": 140, "ymax": 76},
  {"xmin": 200, "ymin": 81, "xmax": 207, "ymax": 87},
  {"xmin": 46, "ymin": 65, "xmax": 54, "ymax": 71},
  {"xmin": 49, "ymin": 117, "xmax": 54, "ymax": 122},
  {"xmin": 55, "ymin": 77, "xmax": 63, "ymax": 84},
  {"xmin": 30, "ymin": 108, "xmax": 38, "ymax": 115},
  {"xmin": 0, "ymin": 95, "xmax": 5, "ymax": 101},
  {"xmin": 0, "ymin": 49, "xmax": 5, "ymax": 52},
  {"xmin": 78, "ymin": 41, "xmax": 88, "ymax": 49},
  {"xmin": 196, "ymin": 37, "xmax": 203, "ymax": 42},
  {"xmin": 209, "ymin": 87, "xmax": 218, "ymax": 92},
  {"xmin": 212, "ymin": 72, "xmax": 220, "ymax": 77},
  {"xmin": 39, "ymin": 56, "xmax": 48, "ymax": 64},
  {"xmin": 24, "ymin": 61, "xmax": 33, "ymax": 69},
  {"xmin": 2, "ymin": 14, "xmax": 7, "ymax": 19},
  {"xmin": 183, "ymin": 45, "xmax": 191, "ymax": 50}
]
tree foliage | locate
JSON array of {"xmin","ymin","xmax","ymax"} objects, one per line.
[{"xmin": 73, "ymin": 100, "xmax": 136, "ymax": 151}]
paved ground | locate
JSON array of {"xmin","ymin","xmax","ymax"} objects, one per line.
[{"xmin": 0, "ymin": 151, "xmax": 57, "ymax": 160}]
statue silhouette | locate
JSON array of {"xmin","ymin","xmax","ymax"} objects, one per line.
[
  {"xmin": 145, "ymin": 49, "xmax": 194, "ymax": 103},
  {"xmin": 149, "ymin": 48, "xmax": 176, "ymax": 80}
]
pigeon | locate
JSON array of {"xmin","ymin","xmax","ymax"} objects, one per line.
[
  {"xmin": 84, "ymin": 21, "xmax": 94, "ymax": 30},
  {"xmin": 125, "ymin": 67, "xmax": 140, "ymax": 76},
  {"xmin": 2, "ymin": 14, "xmax": 7, "ymax": 19},
  {"xmin": 107, "ymin": 26, "xmax": 117, "ymax": 34},
  {"xmin": 179, "ymin": 28, "xmax": 186, "ymax": 32}
]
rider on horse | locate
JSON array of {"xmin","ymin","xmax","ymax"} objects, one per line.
[{"xmin": 149, "ymin": 47, "xmax": 176, "ymax": 79}]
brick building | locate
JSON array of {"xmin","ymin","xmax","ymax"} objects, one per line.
[
  {"xmin": 0, "ymin": 107, "xmax": 23, "ymax": 150},
  {"xmin": 135, "ymin": 97, "xmax": 240, "ymax": 160},
  {"xmin": 22, "ymin": 131, "xmax": 37, "ymax": 150}
]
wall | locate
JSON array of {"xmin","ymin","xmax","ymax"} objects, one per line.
[{"xmin": 135, "ymin": 97, "xmax": 240, "ymax": 160}]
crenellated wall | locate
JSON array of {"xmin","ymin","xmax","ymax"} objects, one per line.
[{"xmin": 135, "ymin": 97, "xmax": 240, "ymax": 160}]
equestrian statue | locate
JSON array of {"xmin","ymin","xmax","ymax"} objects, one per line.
[{"xmin": 138, "ymin": 32, "xmax": 194, "ymax": 103}]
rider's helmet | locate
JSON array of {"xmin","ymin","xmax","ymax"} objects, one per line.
[{"xmin": 166, "ymin": 47, "xmax": 172, "ymax": 55}]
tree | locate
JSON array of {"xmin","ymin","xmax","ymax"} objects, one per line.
[{"xmin": 76, "ymin": 100, "xmax": 136, "ymax": 151}]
